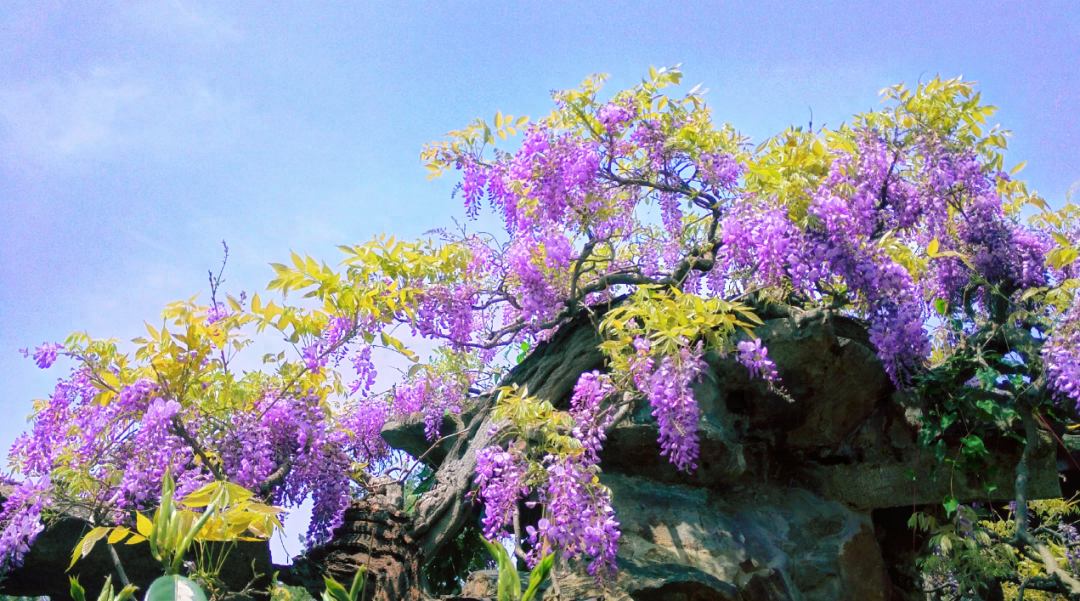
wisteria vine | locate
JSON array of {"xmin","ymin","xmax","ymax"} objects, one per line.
[{"xmin": 5, "ymin": 68, "xmax": 1080, "ymax": 594}]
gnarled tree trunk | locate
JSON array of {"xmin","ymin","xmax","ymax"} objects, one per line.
[{"xmin": 284, "ymin": 500, "xmax": 423, "ymax": 601}]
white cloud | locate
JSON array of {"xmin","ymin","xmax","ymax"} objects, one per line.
[{"xmin": 0, "ymin": 65, "xmax": 249, "ymax": 163}]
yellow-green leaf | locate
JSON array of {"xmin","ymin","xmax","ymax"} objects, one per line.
[
  {"xmin": 101, "ymin": 371, "xmax": 121, "ymax": 389},
  {"xmin": 107, "ymin": 527, "xmax": 131, "ymax": 545},
  {"xmin": 136, "ymin": 512, "xmax": 154, "ymax": 537},
  {"xmin": 69, "ymin": 526, "xmax": 109, "ymax": 570}
]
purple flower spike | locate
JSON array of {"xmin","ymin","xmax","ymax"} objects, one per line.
[
  {"xmin": 737, "ymin": 338, "xmax": 779, "ymax": 382},
  {"xmin": 26, "ymin": 343, "xmax": 62, "ymax": 369}
]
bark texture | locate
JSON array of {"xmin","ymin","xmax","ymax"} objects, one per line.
[{"xmin": 284, "ymin": 500, "xmax": 423, "ymax": 601}]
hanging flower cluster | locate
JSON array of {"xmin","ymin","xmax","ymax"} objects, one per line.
[{"xmin": 6, "ymin": 69, "xmax": 1078, "ymax": 588}]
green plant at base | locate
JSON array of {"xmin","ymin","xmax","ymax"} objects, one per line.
[
  {"xmin": 321, "ymin": 568, "xmax": 367, "ymax": 601},
  {"xmin": 69, "ymin": 576, "xmax": 138, "ymax": 601},
  {"xmin": 480, "ymin": 537, "xmax": 554, "ymax": 601}
]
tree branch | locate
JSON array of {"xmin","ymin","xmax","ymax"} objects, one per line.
[
  {"xmin": 169, "ymin": 416, "xmax": 225, "ymax": 481},
  {"xmin": 1013, "ymin": 407, "xmax": 1080, "ymax": 596},
  {"xmin": 258, "ymin": 459, "xmax": 292, "ymax": 495}
]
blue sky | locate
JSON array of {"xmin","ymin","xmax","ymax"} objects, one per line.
[{"xmin": 2, "ymin": 0, "xmax": 1077, "ymax": 561}]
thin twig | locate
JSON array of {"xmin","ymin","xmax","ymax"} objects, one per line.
[{"xmin": 108, "ymin": 543, "xmax": 130, "ymax": 587}]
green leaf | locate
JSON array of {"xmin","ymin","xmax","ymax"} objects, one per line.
[
  {"xmin": 939, "ymin": 413, "xmax": 958, "ymax": 431},
  {"xmin": 1057, "ymin": 248, "xmax": 1079, "ymax": 269},
  {"xmin": 69, "ymin": 526, "xmax": 109, "ymax": 570},
  {"xmin": 943, "ymin": 495, "xmax": 959, "ymax": 516},
  {"xmin": 136, "ymin": 512, "xmax": 154, "ymax": 537},
  {"xmin": 960, "ymin": 435, "xmax": 986, "ymax": 458},
  {"xmin": 975, "ymin": 399, "xmax": 999, "ymax": 417},
  {"xmin": 976, "ymin": 367, "xmax": 1000, "ymax": 390},
  {"xmin": 144, "ymin": 575, "xmax": 207, "ymax": 601},
  {"xmin": 348, "ymin": 567, "xmax": 367, "ymax": 601},
  {"xmin": 96, "ymin": 576, "xmax": 115, "ymax": 601},
  {"xmin": 323, "ymin": 575, "xmax": 351, "ymax": 601},
  {"xmin": 481, "ymin": 537, "xmax": 521, "ymax": 601},
  {"xmin": 522, "ymin": 552, "xmax": 555, "ymax": 601},
  {"xmin": 108, "ymin": 527, "xmax": 131, "ymax": 544},
  {"xmin": 1065, "ymin": 434, "xmax": 1080, "ymax": 452},
  {"xmin": 933, "ymin": 298, "xmax": 948, "ymax": 316},
  {"xmin": 932, "ymin": 439, "xmax": 947, "ymax": 463},
  {"xmin": 70, "ymin": 577, "xmax": 87, "ymax": 601}
]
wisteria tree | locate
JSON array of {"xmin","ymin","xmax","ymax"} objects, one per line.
[{"xmin": 4, "ymin": 67, "xmax": 1080, "ymax": 599}]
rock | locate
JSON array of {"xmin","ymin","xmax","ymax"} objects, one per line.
[
  {"xmin": 428, "ymin": 308, "xmax": 1062, "ymax": 600},
  {"xmin": 596, "ymin": 474, "xmax": 890, "ymax": 601},
  {"xmin": 797, "ymin": 428, "xmax": 1060, "ymax": 509},
  {"xmin": 382, "ymin": 410, "xmax": 472, "ymax": 468}
]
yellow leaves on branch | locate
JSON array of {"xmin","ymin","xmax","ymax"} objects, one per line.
[{"xmin": 69, "ymin": 480, "xmax": 283, "ymax": 572}]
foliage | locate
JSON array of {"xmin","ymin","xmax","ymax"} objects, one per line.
[
  {"xmin": 320, "ymin": 568, "xmax": 366, "ymax": 601},
  {"xmin": 4, "ymin": 66, "xmax": 1080, "ymax": 596},
  {"xmin": 911, "ymin": 499, "xmax": 1080, "ymax": 600},
  {"xmin": 479, "ymin": 537, "xmax": 554, "ymax": 601},
  {"xmin": 142, "ymin": 576, "xmax": 208, "ymax": 601},
  {"xmin": 270, "ymin": 582, "xmax": 315, "ymax": 601},
  {"xmin": 69, "ymin": 576, "xmax": 138, "ymax": 601},
  {"xmin": 421, "ymin": 520, "xmax": 491, "ymax": 596},
  {"xmin": 69, "ymin": 471, "xmax": 283, "ymax": 577}
]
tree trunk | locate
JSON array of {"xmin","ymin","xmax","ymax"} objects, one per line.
[{"xmin": 283, "ymin": 500, "xmax": 423, "ymax": 601}]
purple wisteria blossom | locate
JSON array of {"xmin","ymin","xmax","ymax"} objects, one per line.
[
  {"xmin": 737, "ymin": 338, "xmax": 779, "ymax": 382},
  {"xmin": 569, "ymin": 371, "xmax": 616, "ymax": 463},
  {"xmin": 473, "ymin": 445, "xmax": 530, "ymax": 540},
  {"xmin": 302, "ymin": 316, "xmax": 352, "ymax": 371},
  {"xmin": 20, "ymin": 343, "xmax": 62, "ymax": 369},
  {"xmin": 0, "ymin": 476, "xmax": 49, "ymax": 574},
  {"xmin": 632, "ymin": 342, "xmax": 707, "ymax": 472},
  {"xmin": 531, "ymin": 453, "xmax": 620, "ymax": 577},
  {"xmin": 1045, "ymin": 302, "xmax": 1080, "ymax": 409},
  {"xmin": 206, "ymin": 302, "xmax": 231, "ymax": 324}
]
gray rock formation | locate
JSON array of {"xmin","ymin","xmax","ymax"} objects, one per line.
[{"xmin": 382, "ymin": 306, "xmax": 1061, "ymax": 600}]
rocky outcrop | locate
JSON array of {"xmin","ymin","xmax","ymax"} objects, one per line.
[{"xmin": 381, "ymin": 306, "xmax": 1062, "ymax": 600}]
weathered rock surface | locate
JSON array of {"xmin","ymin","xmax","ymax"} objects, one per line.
[
  {"xmin": 381, "ymin": 307, "xmax": 1063, "ymax": 601},
  {"xmin": 459, "ymin": 475, "xmax": 892, "ymax": 601}
]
